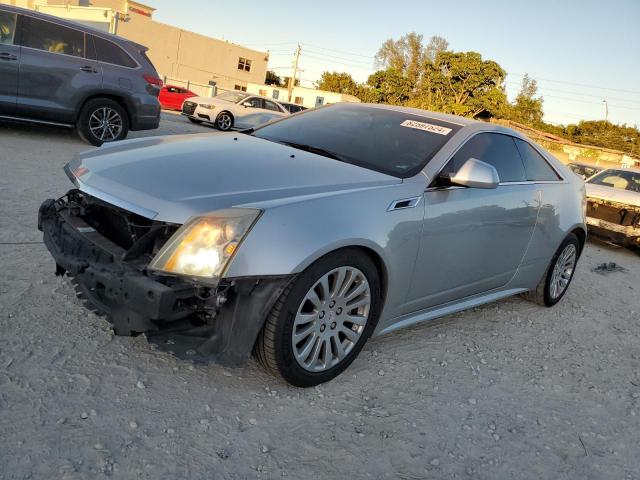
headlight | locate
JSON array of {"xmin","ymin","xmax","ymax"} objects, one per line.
[
  {"xmin": 148, "ymin": 208, "xmax": 260, "ymax": 284},
  {"xmin": 199, "ymin": 104, "xmax": 215, "ymax": 109}
]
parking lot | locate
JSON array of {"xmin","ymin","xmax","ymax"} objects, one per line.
[{"xmin": 1, "ymin": 115, "xmax": 639, "ymax": 479}]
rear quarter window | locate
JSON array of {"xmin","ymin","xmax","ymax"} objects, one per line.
[
  {"xmin": 92, "ymin": 35, "xmax": 137, "ymax": 68},
  {"xmin": 514, "ymin": 138, "xmax": 561, "ymax": 181}
]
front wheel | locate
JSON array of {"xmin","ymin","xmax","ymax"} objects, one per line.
[
  {"xmin": 523, "ymin": 233, "xmax": 580, "ymax": 307},
  {"xmin": 215, "ymin": 111, "xmax": 234, "ymax": 131},
  {"xmin": 77, "ymin": 98, "xmax": 129, "ymax": 146},
  {"xmin": 254, "ymin": 249, "xmax": 382, "ymax": 387}
]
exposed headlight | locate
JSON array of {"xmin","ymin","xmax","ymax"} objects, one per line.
[
  {"xmin": 199, "ymin": 104, "xmax": 215, "ymax": 109},
  {"xmin": 148, "ymin": 208, "xmax": 261, "ymax": 284}
]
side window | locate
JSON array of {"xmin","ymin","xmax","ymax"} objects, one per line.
[
  {"xmin": 443, "ymin": 132, "xmax": 526, "ymax": 183},
  {"xmin": 92, "ymin": 35, "xmax": 137, "ymax": 68},
  {"xmin": 21, "ymin": 16, "xmax": 85, "ymax": 57},
  {"xmin": 246, "ymin": 97, "xmax": 264, "ymax": 109},
  {"xmin": 514, "ymin": 138, "xmax": 561, "ymax": 181},
  {"xmin": 263, "ymin": 100, "xmax": 280, "ymax": 112},
  {"xmin": 0, "ymin": 10, "xmax": 17, "ymax": 45}
]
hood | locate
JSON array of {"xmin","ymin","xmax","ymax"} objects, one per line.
[
  {"xmin": 66, "ymin": 133, "xmax": 401, "ymax": 224},
  {"xmin": 585, "ymin": 183, "xmax": 640, "ymax": 208}
]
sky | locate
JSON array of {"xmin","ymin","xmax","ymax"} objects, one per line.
[{"xmin": 147, "ymin": 0, "xmax": 640, "ymax": 126}]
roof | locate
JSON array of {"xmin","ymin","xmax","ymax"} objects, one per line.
[
  {"xmin": 0, "ymin": 3, "xmax": 147, "ymax": 51},
  {"xmin": 357, "ymin": 103, "xmax": 479, "ymax": 126}
]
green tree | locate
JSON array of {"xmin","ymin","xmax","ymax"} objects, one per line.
[
  {"xmin": 509, "ymin": 74, "xmax": 544, "ymax": 124},
  {"xmin": 265, "ymin": 70, "xmax": 282, "ymax": 86},
  {"xmin": 366, "ymin": 68, "xmax": 412, "ymax": 105},
  {"xmin": 315, "ymin": 71, "xmax": 359, "ymax": 95},
  {"xmin": 418, "ymin": 51, "xmax": 508, "ymax": 118},
  {"xmin": 375, "ymin": 33, "xmax": 449, "ymax": 86}
]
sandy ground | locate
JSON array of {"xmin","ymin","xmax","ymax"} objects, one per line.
[{"xmin": 1, "ymin": 114, "xmax": 639, "ymax": 480}]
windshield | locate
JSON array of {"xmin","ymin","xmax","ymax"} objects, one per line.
[
  {"xmin": 252, "ymin": 104, "xmax": 461, "ymax": 178},
  {"xmin": 587, "ymin": 169, "xmax": 640, "ymax": 193},
  {"xmin": 216, "ymin": 91, "xmax": 249, "ymax": 103}
]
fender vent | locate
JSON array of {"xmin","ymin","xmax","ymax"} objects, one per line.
[{"xmin": 387, "ymin": 196, "xmax": 421, "ymax": 211}]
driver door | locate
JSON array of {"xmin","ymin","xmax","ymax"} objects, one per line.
[{"xmin": 403, "ymin": 132, "xmax": 541, "ymax": 313}]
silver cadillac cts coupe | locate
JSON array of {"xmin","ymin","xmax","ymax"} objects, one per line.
[{"xmin": 39, "ymin": 103, "xmax": 586, "ymax": 387}]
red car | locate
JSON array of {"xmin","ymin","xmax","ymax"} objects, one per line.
[{"xmin": 159, "ymin": 85, "xmax": 197, "ymax": 111}]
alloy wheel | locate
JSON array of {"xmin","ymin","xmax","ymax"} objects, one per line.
[
  {"xmin": 549, "ymin": 243, "xmax": 577, "ymax": 299},
  {"xmin": 217, "ymin": 113, "xmax": 232, "ymax": 130},
  {"xmin": 292, "ymin": 266, "xmax": 371, "ymax": 372},
  {"xmin": 89, "ymin": 107, "xmax": 123, "ymax": 142}
]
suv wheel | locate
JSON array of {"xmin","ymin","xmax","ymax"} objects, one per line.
[
  {"xmin": 215, "ymin": 111, "xmax": 234, "ymax": 131},
  {"xmin": 77, "ymin": 98, "xmax": 129, "ymax": 146},
  {"xmin": 254, "ymin": 249, "xmax": 382, "ymax": 387}
]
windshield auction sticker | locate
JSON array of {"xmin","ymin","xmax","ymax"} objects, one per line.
[{"xmin": 400, "ymin": 120, "xmax": 452, "ymax": 135}]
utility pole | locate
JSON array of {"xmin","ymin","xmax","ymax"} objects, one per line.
[
  {"xmin": 288, "ymin": 44, "xmax": 301, "ymax": 102},
  {"xmin": 603, "ymin": 99, "xmax": 608, "ymax": 122}
]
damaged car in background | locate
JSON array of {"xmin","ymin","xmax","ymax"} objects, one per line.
[
  {"xmin": 585, "ymin": 167, "xmax": 640, "ymax": 246},
  {"xmin": 39, "ymin": 103, "xmax": 586, "ymax": 387}
]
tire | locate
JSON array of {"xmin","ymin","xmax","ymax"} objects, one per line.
[
  {"xmin": 188, "ymin": 117, "xmax": 203, "ymax": 124},
  {"xmin": 523, "ymin": 233, "xmax": 580, "ymax": 307},
  {"xmin": 215, "ymin": 111, "xmax": 234, "ymax": 131},
  {"xmin": 77, "ymin": 98, "xmax": 129, "ymax": 146},
  {"xmin": 254, "ymin": 249, "xmax": 382, "ymax": 387}
]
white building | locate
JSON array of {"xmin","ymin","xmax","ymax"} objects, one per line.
[{"xmin": 246, "ymin": 83, "xmax": 361, "ymax": 109}]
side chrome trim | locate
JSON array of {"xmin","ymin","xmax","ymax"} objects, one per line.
[{"xmin": 0, "ymin": 114, "xmax": 73, "ymax": 128}]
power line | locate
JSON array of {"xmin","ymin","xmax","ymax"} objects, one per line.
[
  {"xmin": 508, "ymin": 72, "xmax": 640, "ymax": 95},
  {"xmin": 302, "ymin": 53, "xmax": 374, "ymax": 71},
  {"xmin": 505, "ymin": 81, "xmax": 640, "ymax": 105},
  {"xmin": 304, "ymin": 49, "xmax": 375, "ymax": 68},
  {"xmin": 303, "ymin": 43, "xmax": 376, "ymax": 59}
]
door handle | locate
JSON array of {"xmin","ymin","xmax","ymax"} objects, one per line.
[
  {"xmin": 0, "ymin": 52, "xmax": 18, "ymax": 61},
  {"xmin": 80, "ymin": 65, "xmax": 98, "ymax": 73}
]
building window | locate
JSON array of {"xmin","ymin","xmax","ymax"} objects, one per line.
[
  {"xmin": 272, "ymin": 90, "xmax": 280, "ymax": 100},
  {"xmin": 294, "ymin": 96, "xmax": 304, "ymax": 105},
  {"xmin": 315, "ymin": 96, "xmax": 325, "ymax": 107},
  {"xmin": 234, "ymin": 84, "xmax": 247, "ymax": 92},
  {"xmin": 237, "ymin": 57, "xmax": 252, "ymax": 72}
]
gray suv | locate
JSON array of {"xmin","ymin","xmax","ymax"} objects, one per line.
[{"xmin": 0, "ymin": 5, "xmax": 161, "ymax": 146}]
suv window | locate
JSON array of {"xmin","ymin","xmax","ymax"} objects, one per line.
[
  {"xmin": 514, "ymin": 138, "xmax": 561, "ymax": 181},
  {"xmin": 442, "ymin": 132, "xmax": 526, "ymax": 183},
  {"xmin": 92, "ymin": 35, "xmax": 137, "ymax": 68},
  {"xmin": 21, "ymin": 16, "xmax": 85, "ymax": 57},
  {"xmin": 0, "ymin": 10, "xmax": 17, "ymax": 45},
  {"xmin": 263, "ymin": 100, "xmax": 281, "ymax": 112}
]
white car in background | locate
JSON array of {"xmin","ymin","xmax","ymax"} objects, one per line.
[{"xmin": 181, "ymin": 91, "xmax": 289, "ymax": 130}]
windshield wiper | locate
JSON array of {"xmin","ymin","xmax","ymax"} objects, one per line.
[{"xmin": 275, "ymin": 140, "xmax": 352, "ymax": 163}]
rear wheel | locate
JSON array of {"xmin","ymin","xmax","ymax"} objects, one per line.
[
  {"xmin": 523, "ymin": 233, "xmax": 580, "ymax": 307},
  {"xmin": 215, "ymin": 111, "xmax": 234, "ymax": 131},
  {"xmin": 77, "ymin": 98, "xmax": 129, "ymax": 146},
  {"xmin": 254, "ymin": 249, "xmax": 381, "ymax": 387}
]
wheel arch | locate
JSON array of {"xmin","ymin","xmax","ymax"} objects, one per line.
[
  {"xmin": 571, "ymin": 225, "xmax": 587, "ymax": 257},
  {"xmin": 291, "ymin": 242, "xmax": 389, "ymax": 304},
  {"xmin": 76, "ymin": 93, "xmax": 133, "ymax": 126}
]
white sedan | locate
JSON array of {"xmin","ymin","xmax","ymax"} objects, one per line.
[{"xmin": 181, "ymin": 91, "xmax": 289, "ymax": 130}]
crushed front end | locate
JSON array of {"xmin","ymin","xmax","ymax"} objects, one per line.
[
  {"xmin": 586, "ymin": 196, "xmax": 640, "ymax": 246},
  {"xmin": 38, "ymin": 191, "xmax": 291, "ymax": 366}
]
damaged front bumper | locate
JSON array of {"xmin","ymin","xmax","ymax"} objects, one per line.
[
  {"xmin": 38, "ymin": 196, "xmax": 292, "ymax": 366},
  {"xmin": 586, "ymin": 197, "xmax": 640, "ymax": 246}
]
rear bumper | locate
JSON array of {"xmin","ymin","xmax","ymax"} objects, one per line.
[
  {"xmin": 128, "ymin": 93, "xmax": 161, "ymax": 131},
  {"xmin": 38, "ymin": 197, "xmax": 292, "ymax": 366}
]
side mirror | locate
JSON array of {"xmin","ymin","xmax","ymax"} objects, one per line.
[
  {"xmin": 449, "ymin": 158, "xmax": 500, "ymax": 189},
  {"xmin": 242, "ymin": 101, "xmax": 252, "ymax": 108}
]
